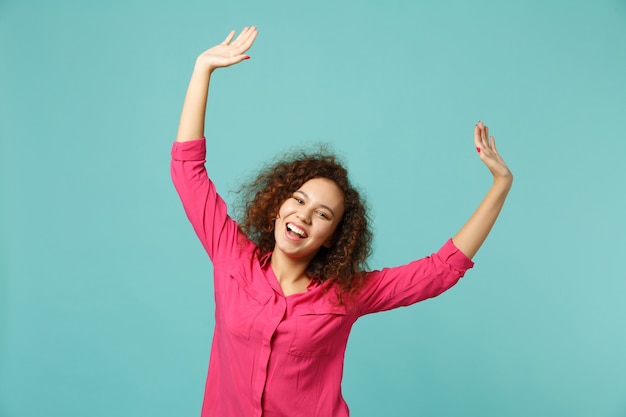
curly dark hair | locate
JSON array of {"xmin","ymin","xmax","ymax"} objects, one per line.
[{"xmin": 233, "ymin": 145, "xmax": 373, "ymax": 303}]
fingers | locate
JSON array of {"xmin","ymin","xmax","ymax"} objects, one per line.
[
  {"xmin": 474, "ymin": 120, "xmax": 495, "ymax": 152},
  {"xmin": 221, "ymin": 30, "xmax": 236, "ymax": 45},
  {"xmin": 474, "ymin": 121, "xmax": 486, "ymax": 151},
  {"xmin": 480, "ymin": 122, "xmax": 489, "ymax": 148},
  {"xmin": 233, "ymin": 26, "xmax": 252, "ymax": 43},
  {"xmin": 490, "ymin": 135, "xmax": 498, "ymax": 153},
  {"xmin": 221, "ymin": 26, "xmax": 257, "ymax": 45},
  {"xmin": 232, "ymin": 26, "xmax": 258, "ymax": 52}
]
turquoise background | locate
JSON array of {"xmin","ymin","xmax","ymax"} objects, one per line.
[{"xmin": 1, "ymin": 0, "xmax": 625, "ymax": 416}]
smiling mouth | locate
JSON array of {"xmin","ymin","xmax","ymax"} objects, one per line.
[{"xmin": 286, "ymin": 223, "xmax": 307, "ymax": 238}]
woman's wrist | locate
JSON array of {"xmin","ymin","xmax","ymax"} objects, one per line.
[
  {"xmin": 493, "ymin": 174, "xmax": 513, "ymax": 192},
  {"xmin": 194, "ymin": 56, "xmax": 217, "ymax": 76}
]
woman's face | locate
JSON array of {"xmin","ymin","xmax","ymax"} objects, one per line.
[{"xmin": 273, "ymin": 177, "xmax": 345, "ymax": 263}]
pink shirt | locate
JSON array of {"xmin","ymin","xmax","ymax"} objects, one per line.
[{"xmin": 171, "ymin": 138, "xmax": 474, "ymax": 417}]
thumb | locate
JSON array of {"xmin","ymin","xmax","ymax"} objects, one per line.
[{"xmin": 230, "ymin": 54, "xmax": 251, "ymax": 65}]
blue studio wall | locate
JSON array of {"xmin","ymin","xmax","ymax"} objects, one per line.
[{"xmin": 1, "ymin": 0, "xmax": 625, "ymax": 416}]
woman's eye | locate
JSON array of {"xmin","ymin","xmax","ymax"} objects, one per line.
[
  {"xmin": 316, "ymin": 211, "xmax": 328, "ymax": 219},
  {"xmin": 294, "ymin": 197, "xmax": 303, "ymax": 204}
]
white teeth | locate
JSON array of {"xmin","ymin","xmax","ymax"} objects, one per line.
[{"xmin": 287, "ymin": 223, "xmax": 306, "ymax": 237}]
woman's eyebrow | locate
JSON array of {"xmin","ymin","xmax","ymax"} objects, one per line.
[{"xmin": 294, "ymin": 190, "xmax": 335, "ymax": 217}]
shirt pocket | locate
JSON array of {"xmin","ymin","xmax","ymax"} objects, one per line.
[
  {"xmin": 216, "ymin": 271, "xmax": 270, "ymax": 340},
  {"xmin": 289, "ymin": 305, "xmax": 349, "ymax": 358}
]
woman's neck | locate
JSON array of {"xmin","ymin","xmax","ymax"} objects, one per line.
[{"xmin": 270, "ymin": 252, "xmax": 311, "ymax": 296}]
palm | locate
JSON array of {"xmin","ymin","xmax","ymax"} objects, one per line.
[{"xmin": 198, "ymin": 26, "xmax": 258, "ymax": 70}]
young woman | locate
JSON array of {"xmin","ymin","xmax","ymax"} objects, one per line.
[{"xmin": 171, "ymin": 26, "xmax": 512, "ymax": 417}]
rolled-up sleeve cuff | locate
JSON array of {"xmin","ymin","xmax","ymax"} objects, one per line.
[
  {"xmin": 437, "ymin": 238, "xmax": 475, "ymax": 274},
  {"xmin": 171, "ymin": 137, "xmax": 206, "ymax": 161}
]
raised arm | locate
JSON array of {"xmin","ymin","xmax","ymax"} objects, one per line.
[
  {"xmin": 452, "ymin": 121, "xmax": 513, "ymax": 259},
  {"xmin": 176, "ymin": 26, "xmax": 258, "ymax": 143}
]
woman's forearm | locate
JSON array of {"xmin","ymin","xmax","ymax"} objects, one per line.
[
  {"xmin": 453, "ymin": 175, "xmax": 512, "ymax": 259},
  {"xmin": 176, "ymin": 63, "xmax": 212, "ymax": 143}
]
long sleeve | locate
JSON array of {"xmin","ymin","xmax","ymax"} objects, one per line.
[
  {"xmin": 170, "ymin": 137, "xmax": 243, "ymax": 262},
  {"xmin": 356, "ymin": 239, "xmax": 474, "ymax": 316}
]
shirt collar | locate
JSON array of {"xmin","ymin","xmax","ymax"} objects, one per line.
[{"xmin": 260, "ymin": 251, "xmax": 323, "ymax": 291}]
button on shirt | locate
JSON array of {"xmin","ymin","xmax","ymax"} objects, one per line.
[{"xmin": 171, "ymin": 138, "xmax": 474, "ymax": 417}]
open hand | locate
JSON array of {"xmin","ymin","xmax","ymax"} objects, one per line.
[
  {"xmin": 474, "ymin": 121, "xmax": 512, "ymax": 182},
  {"xmin": 196, "ymin": 26, "xmax": 258, "ymax": 72}
]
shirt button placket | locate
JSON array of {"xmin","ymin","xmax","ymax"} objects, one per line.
[{"xmin": 254, "ymin": 296, "xmax": 286, "ymax": 417}]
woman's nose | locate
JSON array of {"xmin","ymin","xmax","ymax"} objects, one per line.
[{"xmin": 297, "ymin": 210, "xmax": 311, "ymax": 224}]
